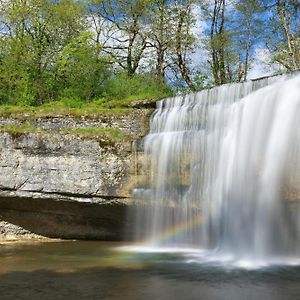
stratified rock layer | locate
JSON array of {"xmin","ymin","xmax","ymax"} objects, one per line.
[{"xmin": 0, "ymin": 110, "xmax": 151, "ymax": 240}]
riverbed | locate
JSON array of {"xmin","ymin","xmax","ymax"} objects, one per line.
[{"xmin": 0, "ymin": 241, "xmax": 300, "ymax": 300}]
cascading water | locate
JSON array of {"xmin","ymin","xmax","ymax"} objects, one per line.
[{"xmin": 132, "ymin": 73, "xmax": 300, "ymax": 266}]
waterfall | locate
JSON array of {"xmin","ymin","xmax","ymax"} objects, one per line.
[{"xmin": 133, "ymin": 73, "xmax": 300, "ymax": 265}]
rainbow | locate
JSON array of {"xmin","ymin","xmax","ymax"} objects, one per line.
[
  {"xmin": 139, "ymin": 213, "xmax": 205, "ymax": 246},
  {"xmin": 102, "ymin": 213, "xmax": 206, "ymax": 268}
]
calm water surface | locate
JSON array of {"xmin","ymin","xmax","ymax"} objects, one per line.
[{"xmin": 0, "ymin": 241, "xmax": 300, "ymax": 300}]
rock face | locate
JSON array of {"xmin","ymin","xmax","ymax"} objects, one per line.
[
  {"xmin": 0, "ymin": 221, "xmax": 46, "ymax": 241},
  {"xmin": 0, "ymin": 110, "xmax": 152, "ymax": 241},
  {"xmin": 0, "ymin": 133, "xmax": 129, "ymax": 197}
]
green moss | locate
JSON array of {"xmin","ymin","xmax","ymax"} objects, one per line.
[
  {"xmin": 0, "ymin": 103, "xmax": 139, "ymax": 120},
  {"xmin": 0, "ymin": 122, "xmax": 130, "ymax": 144},
  {"xmin": 0, "ymin": 123, "xmax": 40, "ymax": 138},
  {"xmin": 60, "ymin": 127, "xmax": 127, "ymax": 142}
]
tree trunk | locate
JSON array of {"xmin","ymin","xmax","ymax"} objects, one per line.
[
  {"xmin": 276, "ymin": 0, "xmax": 299, "ymax": 70},
  {"xmin": 210, "ymin": 0, "xmax": 227, "ymax": 85},
  {"xmin": 175, "ymin": 3, "xmax": 195, "ymax": 90}
]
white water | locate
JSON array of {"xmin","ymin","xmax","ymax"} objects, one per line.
[{"xmin": 133, "ymin": 73, "xmax": 300, "ymax": 266}]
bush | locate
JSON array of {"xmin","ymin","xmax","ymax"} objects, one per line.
[{"xmin": 103, "ymin": 72, "xmax": 173, "ymax": 102}]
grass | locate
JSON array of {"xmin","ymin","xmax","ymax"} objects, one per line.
[
  {"xmin": 0, "ymin": 80, "xmax": 172, "ymax": 119},
  {"xmin": 0, "ymin": 123, "xmax": 41, "ymax": 137},
  {"xmin": 0, "ymin": 103, "xmax": 135, "ymax": 119},
  {"xmin": 0, "ymin": 95, "xmax": 162, "ymax": 120},
  {"xmin": 59, "ymin": 127, "xmax": 127, "ymax": 142},
  {"xmin": 0, "ymin": 122, "xmax": 129, "ymax": 143},
  {"xmin": 98, "ymin": 88, "xmax": 172, "ymax": 108},
  {"xmin": 0, "ymin": 92, "xmax": 162, "ymax": 139}
]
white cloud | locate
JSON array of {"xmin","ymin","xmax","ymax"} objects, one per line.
[
  {"xmin": 190, "ymin": 5, "xmax": 210, "ymax": 73},
  {"xmin": 248, "ymin": 47, "xmax": 284, "ymax": 79}
]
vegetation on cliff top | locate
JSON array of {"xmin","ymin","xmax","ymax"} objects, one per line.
[
  {"xmin": 0, "ymin": 0, "xmax": 298, "ymax": 112},
  {"xmin": 59, "ymin": 127, "xmax": 127, "ymax": 142},
  {"xmin": 0, "ymin": 122, "xmax": 129, "ymax": 143},
  {"xmin": 0, "ymin": 123, "xmax": 40, "ymax": 138},
  {"xmin": 0, "ymin": 102, "xmax": 144, "ymax": 119}
]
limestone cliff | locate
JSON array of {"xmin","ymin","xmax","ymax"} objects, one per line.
[{"xmin": 0, "ymin": 109, "xmax": 152, "ymax": 240}]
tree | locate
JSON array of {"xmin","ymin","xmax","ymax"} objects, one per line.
[
  {"xmin": 55, "ymin": 32, "xmax": 111, "ymax": 101},
  {"xmin": 229, "ymin": 0, "xmax": 264, "ymax": 81},
  {"xmin": 258, "ymin": 0, "xmax": 299, "ymax": 71},
  {"xmin": 273, "ymin": 0, "xmax": 299, "ymax": 70},
  {"xmin": 90, "ymin": 0, "xmax": 150, "ymax": 76},
  {"xmin": 173, "ymin": 0, "xmax": 196, "ymax": 90},
  {"xmin": 0, "ymin": 0, "xmax": 86, "ymax": 104},
  {"xmin": 145, "ymin": 0, "xmax": 198, "ymax": 89},
  {"xmin": 204, "ymin": 0, "xmax": 266, "ymax": 84},
  {"xmin": 89, "ymin": 0, "xmax": 198, "ymax": 89},
  {"xmin": 146, "ymin": 0, "xmax": 174, "ymax": 83},
  {"xmin": 209, "ymin": 0, "xmax": 227, "ymax": 85}
]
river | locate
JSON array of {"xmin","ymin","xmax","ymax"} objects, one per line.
[{"xmin": 1, "ymin": 241, "xmax": 300, "ymax": 299}]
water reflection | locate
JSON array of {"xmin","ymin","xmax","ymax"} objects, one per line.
[{"xmin": 0, "ymin": 241, "xmax": 300, "ymax": 300}]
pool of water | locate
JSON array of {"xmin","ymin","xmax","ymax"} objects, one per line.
[{"xmin": 1, "ymin": 241, "xmax": 300, "ymax": 300}]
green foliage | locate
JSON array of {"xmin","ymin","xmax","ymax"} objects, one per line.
[
  {"xmin": 55, "ymin": 33, "xmax": 111, "ymax": 101},
  {"xmin": 0, "ymin": 122, "xmax": 40, "ymax": 137},
  {"xmin": 0, "ymin": 0, "xmax": 298, "ymax": 105},
  {"xmin": 193, "ymin": 72, "xmax": 213, "ymax": 91},
  {"xmin": 0, "ymin": 0, "xmax": 87, "ymax": 105},
  {"xmin": 0, "ymin": 122, "xmax": 126, "ymax": 142},
  {"xmin": 0, "ymin": 102, "xmax": 134, "ymax": 120},
  {"xmin": 0, "ymin": 0, "xmax": 172, "ymax": 108},
  {"xmin": 102, "ymin": 72, "xmax": 173, "ymax": 103}
]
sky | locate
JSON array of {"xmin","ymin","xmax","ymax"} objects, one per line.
[{"xmin": 189, "ymin": 3, "xmax": 282, "ymax": 80}]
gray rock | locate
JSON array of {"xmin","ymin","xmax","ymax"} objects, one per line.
[{"xmin": 0, "ymin": 110, "xmax": 152, "ymax": 240}]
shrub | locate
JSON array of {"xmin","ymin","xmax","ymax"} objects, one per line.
[{"xmin": 103, "ymin": 72, "xmax": 173, "ymax": 102}]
